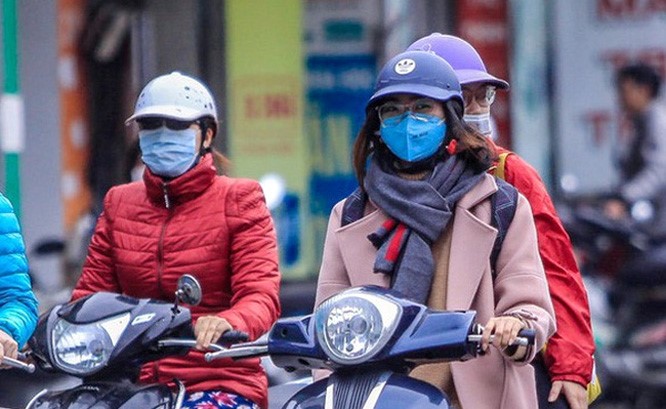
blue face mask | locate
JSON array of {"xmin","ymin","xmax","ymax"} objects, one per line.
[
  {"xmin": 139, "ymin": 127, "xmax": 199, "ymax": 178},
  {"xmin": 379, "ymin": 113, "xmax": 447, "ymax": 162}
]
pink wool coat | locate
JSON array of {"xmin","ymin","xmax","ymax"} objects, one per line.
[{"xmin": 315, "ymin": 173, "xmax": 556, "ymax": 409}]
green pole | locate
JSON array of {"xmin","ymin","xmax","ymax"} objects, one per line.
[{"xmin": 1, "ymin": 0, "xmax": 23, "ymax": 220}]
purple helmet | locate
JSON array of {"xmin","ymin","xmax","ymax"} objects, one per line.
[
  {"xmin": 407, "ymin": 33, "xmax": 509, "ymax": 89},
  {"xmin": 366, "ymin": 50, "xmax": 463, "ymax": 110}
]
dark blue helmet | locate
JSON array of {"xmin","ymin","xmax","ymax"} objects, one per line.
[{"xmin": 366, "ymin": 50, "xmax": 463, "ymax": 111}]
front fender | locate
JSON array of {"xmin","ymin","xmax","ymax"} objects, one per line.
[{"xmin": 280, "ymin": 371, "xmax": 450, "ymax": 409}]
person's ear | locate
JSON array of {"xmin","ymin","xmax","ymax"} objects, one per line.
[{"xmin": 203, "ymin": 128, "xmax": 214, "ymax": 149}]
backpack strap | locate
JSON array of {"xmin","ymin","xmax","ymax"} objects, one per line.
[
  {"xmin": 489, "ymin": 178, "xmax": 519, "ymax": 277},
  {"xmin": 341, "ymin": 187, "xmax": 367, "ymax": 227}
]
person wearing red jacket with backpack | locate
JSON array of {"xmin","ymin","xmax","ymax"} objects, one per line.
[
  {"xmin": 408, "ymin": 34, "xmax": 597, "ymax": 409},
  {"xmin": 71, "ymin": 72, "xmax": 280, "ymax": 409}
]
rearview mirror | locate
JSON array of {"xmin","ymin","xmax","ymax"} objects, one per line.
[{"xmin": 175, "ymin": 274, "xmax": 202, "ymax": 306}]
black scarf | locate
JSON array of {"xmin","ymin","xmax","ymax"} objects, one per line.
[{"xmin": 364, "ymin": 155, "xmax": 485, "ymax": 304}]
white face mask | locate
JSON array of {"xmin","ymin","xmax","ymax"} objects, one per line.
[
  {"xmin": 464, "ymin": 112, "xmax": 493, "ymax": 136},
  {"xmin": 139, "ymin": 127, "xmax": 199, "ymax": 178}
]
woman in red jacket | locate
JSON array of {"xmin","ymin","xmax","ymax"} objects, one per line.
[{"xmin": 71, "ymin": 72, "xmax": 281, "ymax": 409}]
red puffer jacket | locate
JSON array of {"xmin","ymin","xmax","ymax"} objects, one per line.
[{"xmin": 72, "ymin": 154, "xmax": 281, "ymax": 408}]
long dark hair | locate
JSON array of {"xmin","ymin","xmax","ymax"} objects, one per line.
[
  {"xmin": 352, "ymin": 98, "xmax": 496, "ymax": 188},
  {"xmin": 199, "ymin": 116, "xmax": 231, "ymax": 175}
]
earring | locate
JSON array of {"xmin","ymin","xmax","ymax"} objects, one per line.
[{"xmin": 446, "ymin": 139, "xmax": 458, "ymax": 155}]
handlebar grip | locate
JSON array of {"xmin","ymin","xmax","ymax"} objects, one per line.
[
  {"xmin": 517, "ymin": 328, "xmax": 536, "ymax": 346},
  {"xmin": 217, "ymin": 330, "xmax": 249, "ymax": 344},
  {"xmin": 467, "ymin": 327, "xmax": 537, "ymax": 348}
]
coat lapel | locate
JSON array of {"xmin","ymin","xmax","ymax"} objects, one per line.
[
  {"xmin": 446, "ymin": 207, "xmax": 497, "ymax": 310},
  {"xmin": 447, "ymin": 175, "xmax": 498, "ymax": 310},
  {"xmin": 335, "ymin": 207, "xmax": 390, "ymax": 288}
]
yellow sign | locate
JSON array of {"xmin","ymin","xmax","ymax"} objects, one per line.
[
  {"xmin": 225, "ymin": 1, "xmax": 311, "ymax": 278},
  {"xmin": 232, "ymin": 76, "xmax": 302, "ymax": 163}
]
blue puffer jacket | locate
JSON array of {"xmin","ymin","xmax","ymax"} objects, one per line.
[{"xmin": 0, "ymin": 193, "xmax": 37, "ymax": 347}]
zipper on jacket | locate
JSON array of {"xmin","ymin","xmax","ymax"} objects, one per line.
[
  {"xmin": 157, "ymin": 182, "xmax": 174, "ymax": 299},
  {"xmin": 162, "ymin": 182, "xmax": 171, "ymax": 209}
]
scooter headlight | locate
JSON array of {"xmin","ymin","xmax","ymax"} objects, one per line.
[
  {"xmin": 51, "ymin": 313, "xmax": 130, "ymax": 375},
  {"xmin": 315, "ymin": 289, "xmax": 402, "ymax": 365}
]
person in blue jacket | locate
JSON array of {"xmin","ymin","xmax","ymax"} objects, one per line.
[{"xmin": 0, "ymin": 193, "xmax": 38, "ymax": 367}]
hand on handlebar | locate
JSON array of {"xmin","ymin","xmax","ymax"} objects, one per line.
[
  {"xmin": 157, "ymin": 330, "xmax": 249, "ymax": 353},
  {"xmin": 194, "ymin": 316, "xmax": 233, "ymax": 351},
  {"xmin": 0, "ymin": 329, "xmax": 18, "ymax": 369},
  {"xmin": 481, "ymin": 316, "xmax": 526, "ymax": 356}
]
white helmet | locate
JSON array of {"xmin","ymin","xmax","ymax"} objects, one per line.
[{"xmin": 125, "ymin": 71, "xmax": 217, "ymax": 124}]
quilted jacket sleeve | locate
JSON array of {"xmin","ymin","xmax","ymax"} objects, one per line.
[
  {"xmin": 0, "ymin": 194, "xmax": 38, "ymax": 347},
  {"xmin": 71, "ymin": 187, "xmax": 122, "ymax": 300},
  {"xmin": 218, "ymin": 179, "xmax": 281, "ymax": 340}
]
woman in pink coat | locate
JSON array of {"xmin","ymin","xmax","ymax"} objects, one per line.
[{"xmin": 314, "ymin": 50, "xmax": 556, "ymax": 409}]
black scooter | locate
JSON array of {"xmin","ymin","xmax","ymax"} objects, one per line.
[{"xmin": 12, "ymin": 275, "xmax": 247, "ymax": 408}]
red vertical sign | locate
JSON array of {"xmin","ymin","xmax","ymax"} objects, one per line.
[{"xmin": 457, "ymin": 0, "xmax": 512, "ymax": 148}]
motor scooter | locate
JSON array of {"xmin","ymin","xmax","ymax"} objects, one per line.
[
  {"xmin": 9, "ymin": 274, "xmax": 248, "ymax": 409},
  {"xmin": 205, "ymin": 285, "xmax": 535, "ymax": 409}
]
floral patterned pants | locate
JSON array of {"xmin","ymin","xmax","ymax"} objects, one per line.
[{"xmin": 181, "ymin": 390, "xmax": 260, "ymax": 409}]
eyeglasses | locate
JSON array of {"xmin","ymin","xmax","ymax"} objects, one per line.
[
  {"xmin": 376, "ymin": 98, "xmax": 440, "ymax": 123},
  {"xmin": 462, "ymin": 86, "xmax": 496, "ymax": 108},
  {"xmin": 137, "ymin": 117, "xmax": 199, "ymax": 131}
]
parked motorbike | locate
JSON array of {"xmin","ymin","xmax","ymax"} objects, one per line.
[
  {"xmin": 204, "ymin": 285, "xmax": 535, "ymax": 409},
  {"xmin": 557, "ymin": 198, "xmax": 666, "ymax": 331},
  {"xmin": 14, "ymin": 274, "xmax": 248, "ymax": 409},
  {"xmin": 556, "ymin": 198, "xmax": 644, "ymax": 273},
  {"xmin": 556, "ymin": 197, "xmax": 666, "ymax": 408}
]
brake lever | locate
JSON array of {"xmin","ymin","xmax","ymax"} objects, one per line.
[
  {"xmin": 1, "ymin": 356, "xmax": 35, "ymax": 373},
  {"xmin": 204, "ymin": 332, "xmax": 270, "ymax": 362},
  {"xmin": 157, "ymin": 339, "xmax": 227, "ymax": 352},
  {"xmin": 158, "ymin": 330, "xmax": 251, "ymax": 352}
]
